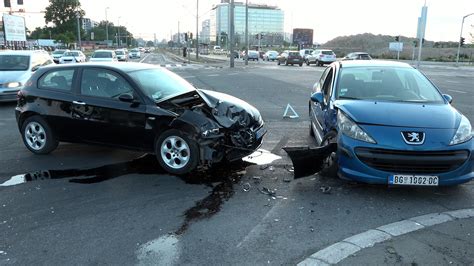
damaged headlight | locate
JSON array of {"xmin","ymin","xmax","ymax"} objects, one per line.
[
  {"xmin": 450, "ymin": 115, "xmax": 472, "ymax": 145},
  {"xmin": 337, "ymin": 111, "xmax": 376, "ymax": 144}
]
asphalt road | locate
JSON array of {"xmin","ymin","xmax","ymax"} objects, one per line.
[{"xmin": 0, "ymin": 52, "xmax": 473, "ymax": 265}]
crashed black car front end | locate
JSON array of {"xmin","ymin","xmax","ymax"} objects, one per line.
[{"xmin": 157, "ymin": 89, "xmax": 266, "ymax": 169}]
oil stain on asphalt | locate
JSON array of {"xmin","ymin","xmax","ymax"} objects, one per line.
[{"xmin": 1, "ymin": 153, "xmax": 251, "ymax": 235}]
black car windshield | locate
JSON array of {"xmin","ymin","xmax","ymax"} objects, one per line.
[
  {"xmin": 92, "ymin": 52, "xmax": 112, "ymax": 58},
  {"xmin": 0, "ymin": 55, "xmax": 30, "ymax": 71},
  {"xmin": 52, "ymin": 50, "xmax": 65, "ymax": 55},
  {"xmin": 64, "ymin": 52, "xmax": 80, "ymax": 56},
  {"xmin": 336, "ymin": 67, "xmax": 445, "ymax": 103},
  {"xmin": 322, "ymin": 51, "xmax": 334, "ymax": 55},
  {"xmin": 129, "ymin": 68, "xmax": 195, "ymax": 102}
]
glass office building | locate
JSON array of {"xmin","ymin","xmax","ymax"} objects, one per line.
[{"xmin": 210, "ymin": 1, "xmax": 284, "ymax": 48}]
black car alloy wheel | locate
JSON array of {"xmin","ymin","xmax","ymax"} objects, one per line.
[
  {"xmin": 155, "ymin": 129, "xmax": 199, "ymax": 175},
  {"xmin": 319, "ymin": 131, "xmax": 338, "ymax": 177},
  {"xmin": 21, "ymin": 116, "xmax": 58, "ymax": 154}
]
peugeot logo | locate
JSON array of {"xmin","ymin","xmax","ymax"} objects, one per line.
[{"xmin": 401, "ymin": 131, "xmax": 425, "ymax": 145}]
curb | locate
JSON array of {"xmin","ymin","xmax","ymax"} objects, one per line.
[{"xmin": 297, "ymin": 208, "xmax": 474, "ymax": 265}]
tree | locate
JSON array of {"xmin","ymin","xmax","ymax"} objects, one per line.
[
  {"xmin": 146, "ymin": 40, "xmax": 154, "ymax": 47},
  {"xmin": 44, "ymin": 0, "xmax": 85, "ymax": 44}
]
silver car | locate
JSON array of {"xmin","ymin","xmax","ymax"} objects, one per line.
[{"xmin": 306, "ymin": 49, "xmax": 336, "ymax": 66}]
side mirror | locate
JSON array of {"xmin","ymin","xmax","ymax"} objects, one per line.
[
  {"xmin": 443, "ymin": 94, "xmax": 453, "ymax": 104},
  {"xmin": 118, "ymin": 93, "xmax": 135, "ymax": 103},
  {"xmin": 311, "ymin": 92, "xmax": 324, "ymax": 103},
  {"xmin": 31, "ymin": 65, "xmax": 41, "ymax": 72}
]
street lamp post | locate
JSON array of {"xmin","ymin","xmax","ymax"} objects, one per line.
[
  {"xmin": 456, "ymin": 13, "xmax": 474, "ymax": 66},
  {"xmin": 105, "ymin": 7, "xmax": 110, "ymax": 47},
  {"xmin": 245, "ymin": 0, "xmax": 248, "ymax": 65}
]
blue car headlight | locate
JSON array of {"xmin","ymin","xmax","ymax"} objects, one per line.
[
  {"xmin": 5, "ymin": 82, "xmax": 22, "ymax": 88},
  {"xmin": 450, "ymin": 115, "xmax": 472, "ymax": 145},
  {"xmin": 337, "ymin": 111, "xmax": 376, "ymax": 144}
]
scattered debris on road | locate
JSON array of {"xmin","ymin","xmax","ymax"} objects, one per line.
[
  {"xmin": 320, "ymin": 186, "xmax": 332, "ymax": 194},
  {"xmin": 242, "ymin": 182, "xmax": 251, "ymax": 192},
  {"xmin": 258, "ymin": 187, "xmax": 276, "ymax": 197}
]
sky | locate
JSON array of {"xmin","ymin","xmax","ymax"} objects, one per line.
[{"xmin": 3, "ymin": 0, "xmax": 474, "ymax": 43}]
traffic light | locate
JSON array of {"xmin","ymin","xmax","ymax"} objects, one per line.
[
  {"xmin": 4, "ymin": 0, "xmax": 11, "ymax": 7},
  {"xmin": 422, "ymin": 38, "xmax": 425, "ymax": 44},
  {"xmin": 460, "ymin": 37, "xmax": 465, "ymax": 47},
  {"xmin": 17, "ymin": 0, "xmax": 23, "ymax": 4},
  {"xmin": 190, "ymin": 33, "xmax": 193, "ymax": 40},
  {"xmin": 184, "ymin": 33, "xmax": 188, "ymax": 42},
  {"xmin": 413, "ymin": 40, "xmax": 418, "ymax": 47},
  {"xmin": 395, "ymin": 36, "xmax": 399, "ymax": 42}
]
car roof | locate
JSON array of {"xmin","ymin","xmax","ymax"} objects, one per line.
[
  {"xmin": 39, "ymin": 62, "xmax": 158, "ymax": 73},
  {"xmin": 94, "ymin": 50, "xmax": 114, "ymax": 53},
  {"xmin": 0, "ymin": 50, "xmax": 49, "ymax": 55},
  {"xmin": 339, "ymin": 60, "xmax": 412, "ymax": 68}
]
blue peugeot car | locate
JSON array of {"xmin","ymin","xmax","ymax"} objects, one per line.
[{"xmin": 309, "ymin": 60, "xmax": 473, "ymax": 186}]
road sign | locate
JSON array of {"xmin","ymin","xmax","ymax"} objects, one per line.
[{"xmin": 389, "ymin": 42, "xmax": 403, "ymax": 52}]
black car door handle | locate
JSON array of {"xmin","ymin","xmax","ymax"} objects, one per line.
[{"xmin": 73, "ymin": 101, "xmax": 86, "ymax": 105}]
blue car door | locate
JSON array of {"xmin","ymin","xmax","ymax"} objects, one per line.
[{"xmin": 311, "ymin": 66, "xmax": 335, "ymax": 143}]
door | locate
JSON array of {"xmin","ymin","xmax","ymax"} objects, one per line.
[
  {"xmin": 72, "ymin": 67, "xmax": 148, "ymax": 149},
  {"xmin": 311, "ymin": 66, "xmax": 334, "ymax": 144},
  {"xmin": 36, "ymin": 68, "xmax": 79, "ymax": 142}
]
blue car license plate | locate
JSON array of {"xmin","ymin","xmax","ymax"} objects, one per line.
[{"xmin": 389, "ymin": 175, "xmax": 439, "ymax": 186}]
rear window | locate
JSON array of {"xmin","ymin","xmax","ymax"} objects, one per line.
[
  {"xmin": 0, "ymin": 55, "xmax": 30, "ymax": 71},
  {"xmin": 38, "ymin": 69, "xmax": 74, "ymax": 91},
  {"xmin": 322, "ymin": 51, "xmax": 334, "ymax": 55},
  {"xmin": 115, "ymin": 51, "xmax": 124, "ymax": 55},
  {"xmin": 92, "ymin": 52, "xmax": 112, "ymax": 58},
  {"xmin": 289, "ymin": 52, "xmax": 299, "ymax": 56}
]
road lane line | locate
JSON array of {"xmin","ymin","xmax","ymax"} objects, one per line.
[
  {"xmin": 207, "ymin": 74, "xmax": 219, "ymax": 77},
  {"xmin": 139, "ymin": 54, "xmax": 151, "ymax": 63},
  {"xmin": 298, "ymin": 208, "xmax": 474, "ymax": 265},
  {"xmin": 448, "ymin": 89, "xmax": 467, "ymax": 94}
]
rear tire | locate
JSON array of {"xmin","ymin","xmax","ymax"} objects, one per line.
[
  {"xmin": 319, "ymin": 131, "xmax": 338, "ymax": 178},
  {"xmin": 277, "ymin": 60, "xmax": 281, "ymax": 65},
  {"xmin": 285, "ymin": 60, "xmax": 288, "ymax": 66},
  {"xmin": 21, "ymin": 116, "xmax": 58, "ymax": 154},
  {"xmin": 155, "ymin": 129, "xmax": 199, "ymax": 175},
  {"xmin": 306, "ymin": 60, "xmax": 310, "ymax": 66},
  {"xmin": 299, "ymin": 63, "xmax": 303, "ymax": 67}
]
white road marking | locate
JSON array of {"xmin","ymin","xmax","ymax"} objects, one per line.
[
  {"xmin": 0, "ymin": 174, "xmax": 26, "ymax": 187},
  {"xmin": 136, "ymin": 235, "xmax": 180, "ymax": 266},
  {"xmin": 227, "ymin": 73, "xmax": 239, "ymax": 75},
  {"xmin": 298, "ymin": 208, "xmax": 474, "ymax": 265},
  {"xmin": 448, "ymin": 89, "xmax": 467, "ymax": 94},
  {"xmin": 139, "ymin": 54, "xmax": 151, "ymax": 63},
  {"xmin": 181, "ymin": 76, "xmax": 196, "ymax": 78},
  {"xmin": 207, "ymin": 74, "xmax": 219, "ymax": 77},
  {"xmin": 242, "ymin": 149, "xmax": 281, "ymax": 165}
]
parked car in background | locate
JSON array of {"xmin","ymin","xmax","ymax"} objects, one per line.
[
  {"xmin": 306, "ymin": 49, "xmax": 336, "ymax": 66},
  {"xmin": 227, "ymin": 51, "xmax": 239, "ymax": 58},
  {"xmin": 277, "ymin": 51, "xmax": 303, "ymax": 66},
  {"xmin": 15, "ymin": 63, "xmax": 266, "ymax": 175},
  {"xmin": 299, "ymin": 49, "xmax": 314, "ymax": 60},
  {"xmin": 115, "ymin": 49, "xmax": 128, "ymax": 61},
  {"xmin": 129, "ymin": 49, "xmax": 141, "ymax": 59},
  {"xmin": 307, "ymin": 60, "xmax": 473, "ymax": 186},
  {"xmin": 89, "ymin": 50, "xmax": 117, "ymax": 62},
  {"xmin": 263, "ymin": 50, "xmax": 278, "ymax": 61},
  {"xmin": 0, "ymin": 50, "xmax": 53, "ymax": 102},
  {"xmin": 59, "ymin": 50, "xmax": 86, "ymax": 64},
  {"xmin": 144, "ymin": 48, "xmax": 150, "ymax": 53},
  {"xmin": 51, "ymin": 49, "xmax": 69, "ymax": 64},
  {"xmin": 343, "ymin": 52, "xmax": 373, "ymax": 60}
]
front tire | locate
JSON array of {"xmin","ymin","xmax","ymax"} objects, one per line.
[
  {"xmin": 319, "ymin": 131, "xmax": 338, "ymax": 178},
  {"xmin": 155, "ymin": 129, "xmax": 199, "ymax": 175},
  {"xmin": 21, "ymin": 116, "xmax": 58, "ymax": 154}
]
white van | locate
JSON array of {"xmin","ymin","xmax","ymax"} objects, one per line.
[{"xmin": 0, "ymin": 50, "xmax": 54, "ymax": 102}]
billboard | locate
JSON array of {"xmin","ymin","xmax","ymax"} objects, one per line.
[
  {"xmin": 293, "ymin": 28, "xmax": 313, "ymax": 45},
  {"xmin": 389, "ymin": 42, "xmax": 403, "ymax": 52},
  {"xmin": 2, "ymin": 14, "xmax": 26, "ymax": 42}
]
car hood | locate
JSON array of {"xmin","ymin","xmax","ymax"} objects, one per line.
[
  {"xmin": 0, "ymin": 71, "xmax": 30, "ymax": 84},
  {"xmin": 198, "ymin": 89, "xmax": 262, "ymax": 129},
  {"xmin": 336, "ymin": 100, "xmax": 459, "ymax": 129}
]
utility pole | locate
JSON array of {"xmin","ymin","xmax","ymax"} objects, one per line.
[
  {"xmin": 456, "ymin": 13, "xmax": 474, "ymax": 66},
  {"xmin": 416, "ymin": 5, "xmax": 427, "ymax": 68},
  {"xmin": 196, "ymin": 0, "xmax": 199, "ymax": 60},
  {"xmin": 178, "ymin": 21, "xmax": 180, "ymax": 46},
  {"xmin": 105, "ymin": 7, "xmax": 109, "ymax": 47},
  {"xmin": 245, "ymin": 0, "xmax": 248, "ymax": 65},
  {"xmin": 117, "ymin": 16, "xmax": 121, "ymax": 47},
  {"xmin": 229, "ymin": 0, "xmax": 235, "ymax": 67},
  {"xmin": 76, "ymin": 12, "xmax": 82, "ymax": 50}
]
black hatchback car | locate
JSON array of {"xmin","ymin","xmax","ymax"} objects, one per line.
[{"xmin": 15, "ymin": 63, "xmax": 266, "ymax": 174}]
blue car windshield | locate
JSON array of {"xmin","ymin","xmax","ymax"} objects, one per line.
[
  {"xmin": 336, "ymin": 67, "xmax": 445, "ymax": 103},
  {"xmin": 129, "ymin": 68, "xmax": 195, "ymax": 102}
]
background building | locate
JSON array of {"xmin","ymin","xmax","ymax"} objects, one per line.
[
  {"xmin": 200, "ymin": 19, "xmax": 210, "ymax": 44},
  {"xmin": 82, "ymin": 18, "xmax": 98, "ymax": 32},
  {"xmin": 210, "ymin": 1, "xmax": 284, "ymax": 49}
]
